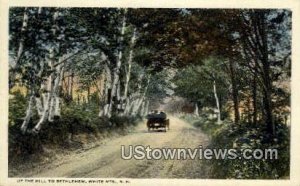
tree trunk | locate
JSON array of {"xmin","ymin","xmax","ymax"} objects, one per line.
[
  {"xmin": 260, "ymin": 12, "xmax": 275, "ymax": 136},
  {"xmin": 130, "ymin": 98, "xmax": 141, "ymax": 116},
  {"xmin": 213, "ymin": 80, "xmax": 222, "ymax": 124},
  {"xmin": 194, "ymin": 103, "xmax": 199, "ymax": 116},
  {"xmin": 229, "ymin": 60, "xmax": 240, "ymax": 124},
  {"xmin": 252, "ymin": 74, "xmax": 257, "ymax": 125},
  {"xmin": 262, "ymin": 71, "xmax": 274, "ymax": 135},
  {"xmin": 106, "ymin": 10, "xmax": 127, "ymax": 118},
  {"xmin": 116, "ymin": 81, "xmax": 121, "ymax": 112},
  {"xmin": 35, "ymin": 97, "xmax": 43, "ymax": 117},
  {"xmin": 123, "ymin": 97, "xmax": 132, "ymax": 116},
  {"xmin": 70, "ymin": 72, "xmax": 74, "ymax": 101},
  {"xmin": 139, "ymin": 101, "xmax": 145, "ymax": 116},
  {"xmin": 241, "ymin": 11, "xmax": 274, "ymax": 135},
  {"xmin": 122, "ymin": 28, "xmax": 137, "ymax": 110},
  {"xmin": 130, "ymin": 76, "xmax": 150, "ymax": 116},
  {"xmin": 143, "ymin": 100, "xmax": 149, "ymax": 116},
  {"xmin": 15, "ymin": 8, "xmax": 29, "ymax": 67},
  {"xmin": 33, "ymin": 10, "xmax": 61, "ymax": 132},
  {"xmin": 48, "ymin": 64, "xmax": 63, "ymax": 121},
  {"xmin": 33, "ymin": 76, "xmax": 52, "ymax": 132},
  {"xmin": 53, "ymin": 65, "xmax": 64, "ymax": 117},
  {"xmin": 34, "ymin": 56, "xmax": 46, "ymax": 118},
  {"xmin": 124, "ymin": 69, "xmax": 145, "ymax": 116},
  {"xmin": 10, "ymin": 8, "xmax": 29, "ymax": 88},
  {"xmin": 33, "ymin": 52, "xmax": 55, "ymax": 132},
  {"xmin": 20, "ymin": 94, "xmax": 34, "ymax": 133},
  {"xmin": 99, "ymin": 63, "xmax": 112, "ymax": 117}
]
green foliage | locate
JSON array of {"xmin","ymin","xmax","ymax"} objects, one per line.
[
  {"xmin": 146, "ymin": 71, "xmax": 172, "ymax": 100},
  {"xmin": 205, "ymin": 121, "xmax": 289, "ymax": 179},
  {"xmin": 173, "ymin": 57, "xmax": 229, "ymax": 108},
  {"xmin": 61, "ymin": 100, "xmax": 141, "ymax": 134},
  {"xmin": 181, "ymin": 112, "xmax": 223, "ymax": 136},
  {"xmin": 193, "ymin": 118, "xmax": 222, "ymax": 137},
  {"xmin": 9, "ymin": 91, "xmax": 27, "ymax": 126},
  {"xmin": 9, "ymin": 97, "xmax": 141, "ymax": 164},
  {"xmin": 183, "ymin": 111, "xmax": 290, "ymax": 179}
]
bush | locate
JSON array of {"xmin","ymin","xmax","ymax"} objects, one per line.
[
  {"xmin": 182, "ymin": 112, "xmax": 290, "ymax": 179},
  {"xmin": 9, "ymin": 91, "xmax": 27, "ymax": 126},
  {"xmin": 9, "ymin": 97, "xmax": 142, "ymax": 165},
  {"xmin": 207, "ymin": 121, "xmax": 290, "ymax": 179},
  {"xmin": 180, "ymin": 113, "xmax": 223, "ymax": 136},
  {"xmin": 193, "ymin": 118, "xmax": 223, "ymax": 136}
]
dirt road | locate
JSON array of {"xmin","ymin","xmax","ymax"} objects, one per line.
[{"xmin": 22, "ymin": 116, "xmax": 210, "ymax": 178}]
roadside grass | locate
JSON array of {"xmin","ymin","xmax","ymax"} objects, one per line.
[
  {"xmin": 181, "ymin": 113, "xmax": 290, "ymax": 179},
  {"xmin": 180, "ymin": 113, "xmax": 224, "ymax": 137}
]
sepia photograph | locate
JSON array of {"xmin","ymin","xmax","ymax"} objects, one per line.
[{"xmin": 1, "ymin": 1, "xmax": 300, "ymax": 185}]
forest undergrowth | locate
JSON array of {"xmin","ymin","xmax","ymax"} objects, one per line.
[{"xmin": 181, "ymin": 113, "xmax": 290, "ymax": 179}]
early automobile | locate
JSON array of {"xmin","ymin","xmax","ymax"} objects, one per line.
[{"xmin": 146, "ymin": 111, "xmax": 169, "ymax": 132}]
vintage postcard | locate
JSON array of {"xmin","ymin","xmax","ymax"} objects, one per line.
[{"xmin": 1, "ymin": 0, "xmax": 300, "ymax": 186}]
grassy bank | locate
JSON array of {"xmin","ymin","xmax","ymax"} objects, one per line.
[
  {"xmin": 181, "ymin": 114, "xmax": 290, "ymax": 179},
  {"xmin": 8, "ymin": 92, "xmax": 142, "ymax": 176}
]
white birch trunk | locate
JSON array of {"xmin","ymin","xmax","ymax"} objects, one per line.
[
  {"xmin": 34, "ymin": 49, "xmax": 55, "ymax": 132},
  {"xmin": 139, "ymin": 101, "xmax": 145, "ymax": 116},
  {"xmin": 10, "ymin": 8, "xmax": 30, "ymax": 88},
  {"xmin": 32, "ymin": 10, "xmax": 61, "ymax": 132},
  {"xmin": 33, "ymin": 81, "xmax": 52, "ymax": 132},
  {"xmin": 122, "ymin": 28, "xmax": 137, "ymax": 108},
  {"xmin": 36, "ymin": 62, "xmax": 63, "ymax": 128},
  {"xmin": 213, "ymin": 80, "xmax": 222, "ymax": 124},
  {"xmin": 144, "ymin": 100, "xmax": 149, "ymax": 116},
  {"xmin": 35, "ymin": 97, "xmax": 44, "ymax": 116},
  {"xmin": 130, "ymin": 76, "xmax": 150, "ymax": 116},
  {"xmin": 54, "ymin": 97, "xmax": 61, "ymax": 116},
  {"xmin": 123, "ymin": 55, "xmax": 132, "ymax": 101},
  {"xmin": 116, "ymin": 81, "xmax": 122, "ymax": 111},
  {"xmin": 99, "ymin": 63, "xmax": 112, "ymax": 117},
  {"xmin": 107, "ymin": 10, "xmax": 127, "ymax": 117},
  {"xmin": 53, "ymin": 65, "xmax": 64, "ymax": 117},
  {"xmin": 34, "ymin": 62, "xmax": 45, "ymax": 117},
  {"xmin": 20, "ymin": 94, "xmax": 34, "ymax": 133},
  {"xmin": 129, "ymin": 98, "xmax": 140, "ymax": 116},
  {"xmin": 124, "ymin": 72, "xmax": 143, "ymax": 116},
  {"xmin": 48, "ymin": 58, "xmax": 62, "ymax": 121},
  {"xmin": 48, "ymin": 79, "xmax": 57, "ymax": 121},
  {"xmin": 33, "ymin": 10, "xmax": 59, "ymax": 130},
  {"xmin": 131, "ymin": 98, "xmax": 144, "ymax": 116},
  {"xmin": 123, "ymin": 97, "xmax": 132, "ymax": 115},
  {"xmin": 194, "ymin": 103, "xmax": 199, "ymax": 117},
  {"xmin": 13, "ymin": 8, "xmax": 29, "ymax": 69},
  {"xmin": 48, "ymin": 11, "xmax": 63, "ymax": 121}
]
